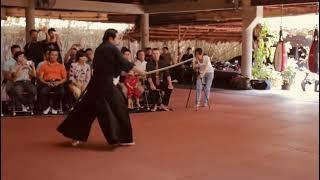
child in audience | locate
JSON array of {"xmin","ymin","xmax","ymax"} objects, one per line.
[{"xmin": 125, "ymin": 71, "xmax": 142, "ymax": 109}]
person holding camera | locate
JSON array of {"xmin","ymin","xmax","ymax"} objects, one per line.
[
  {"xmin": 192, "ymin": 48, "xmax": 214, "ymax": 108},
  {"xmin": 11, "ymin": 52, "xmax": 37, "ymax": 111}
]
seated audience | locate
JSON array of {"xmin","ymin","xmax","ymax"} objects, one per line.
[
  {"xmin": 68, "ymin": 50, "xmax": 91, "ymax": 99},
  {"xmin": 36, "ymin": 48, "xmax": 50, "ymax": 75},
  {"xmin": 134, "ymin": 50, "xmax": 147, "ymax": 94},
  {"xmin": 145, "ymin": 47, "xmax": 153, "ymax": 63},
  {"xmin": 146, "ymin": 48, "xmax": 174, "ymax": 112},
  {"xmin": 116, "ymin": 47, "xmax": 132, "ymax": 97},
  {"xmin": 11, "ymin": 52, "xmax": 37, "ymax": 111},
  {"xmin": 3, "ymin": 45, "xmax": 22, "ymax": 99},
  {"xmin": 85, "ymin": 48, "xmax": 94, "ymax": 71},
  {"xmin": 124, "ymin": 70, "xmax": 142, "ymax": 109},
  {"xmin": 38, "ymin": 49, "xmax": 67, "ymax": 114},
  {"xmin": 64, "ymin": 44, "xmax": 78, "ymax": 72}
]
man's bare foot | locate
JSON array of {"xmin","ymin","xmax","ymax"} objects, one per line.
[{"xmin": 160, "ymin": 104, "xmax": 170, "ymax": 111}]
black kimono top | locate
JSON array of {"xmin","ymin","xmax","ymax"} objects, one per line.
[{"xmin": 90, "ymin": 42, "xmax": 134, "ymax": 97}]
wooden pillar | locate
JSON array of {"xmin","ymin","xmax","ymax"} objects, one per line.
[
  {"xmin": 177, "ymin": 24, "xmax": 181, "ymax": 63},
  {"xmin": 241, "ymin": 0, "xmax": 263, "ymax": 79},
  {"xmin": 1, "ymin": 8, "xmax": 7, "ymax": 20},
  {"xmin": 140, "ymin": 13, "xmax": 149, "ymax": 50},
  {"xmin": 25, "ymin": 0, "xmax": 36, "ymax": 42}
]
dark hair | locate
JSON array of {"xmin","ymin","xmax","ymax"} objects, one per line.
[
  {"xmin": 121, "ymin": 47, "xmax": 131, "ymax": 54},
  {"xmin": 163, "ymin": 47, "xmax": 169, "ymax": 50},
  {"xmin": 13, "ymin": 51, "xmax": 24, "ymax": 61},
  {"xmin": 85, "ymin": 48, "xmax": 93, "ymax": 52},
  {"xmin": 10, "ymin": 45, "xmax": 21, "ymax": 53},
  {"xmin": 49, "ymin": 49, "xmax": 59, "ymax": 54},
  {"xmin": 136, "ymin": 50, "xmax": 144, "ymax": 60},
  {"xmin": 76, "ymin": 50, "xmax": 87, "ymax": 62},
  {"xmin": 48, "ymin": 28, "xmax": 56, "ymax": 33},
  {"xmin": 29, "ymin": 29, "xmax": 37, "ymax": 35},
  {"xmin": 145, "ymin": 47, "xmax": 152, "ymax": 51},
  {"xmin": 187, "ymin": 47, "xmax": 192, "ymax": 50},
  {"xmin": 102, "ymin": 28, "xmax": 118, "ymax": 42},
  {"xmin": 195, "ymin": 48, "xmax": 203, "ymax": 55},
  {"xmin": 152, "ymin": 48, "xmax": 160, "ymax": 51}
]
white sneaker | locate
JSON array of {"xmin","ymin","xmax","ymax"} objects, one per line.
[
  {"xmin": 51, "ymin": 109, "xmax": 58, "ymax": 114},
  {"xmin": 71, "ymin": 140, "xmax": 82, "ymax": 147},
  {"xmin": 151, "ymin": 105, "xmax": 157, "ymax": 112},
  {"xmin": 203, "ymin": 103, "xmax": 208, "ymax": 107},
  {"xmin": 43, "ymin": 107, "xmax": 51, "ymax": 114},
  {"xmin": 21, "ymin": 104, "xmax": 28, "ymax": 112},
  {"xmin": 119, "ymin": 142, "xmax": 135, "ymax": 146}
]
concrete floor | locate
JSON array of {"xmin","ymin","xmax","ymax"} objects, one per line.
[{"xmin": 1, "ymin": 88, "xmax": 319, "ymax": 180}]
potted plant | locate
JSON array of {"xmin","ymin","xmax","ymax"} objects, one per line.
[
  {"xmin": 252, "ymin": 23, "xmax": 279, "ymax": 89},
  {"xmin": 281, "ymin": 63, "xmax": 297, "ymax": 90}
]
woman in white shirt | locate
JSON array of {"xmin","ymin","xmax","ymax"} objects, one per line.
[
  {"xmin": 192, "ymin": 48, "xmax": 214, "ymax": 108},
  {"xmin": 134, "ymin": 50, "xmax": 147, "ymax": 95}
]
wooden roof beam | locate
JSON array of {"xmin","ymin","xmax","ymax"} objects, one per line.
[
  {"xmin": 252, "ymin": 0, "xmax": 318, "ymax": 6},
  {"xmin": 4, "ymin": 7, "xmax": 108, "ymax": 21},
  {"xmin": 144, "ymin": 0, "xmax": 238, "ymax": 14},
  {"xmin": 1, "ymin": 0, "xmax": 144, "ymax": 14}
]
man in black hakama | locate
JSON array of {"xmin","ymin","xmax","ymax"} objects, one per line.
[{"xmin": 57, "ymin": 29, "xmax": 145, "ymax": 146}]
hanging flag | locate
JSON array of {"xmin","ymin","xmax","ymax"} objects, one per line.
[
  {"xmin": 274, "ymin": 28, "xmax": 287, "ymax": 72},
  {"xmin": 308, "ymin": 28, "xmax": 319, "ymax": 73}
]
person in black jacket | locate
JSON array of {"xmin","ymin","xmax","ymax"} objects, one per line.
[
  {"xmin": 24, "ymin": 29, "xmax": 44, "ymax": 68},
  {"xmin": 146, "ymin": 48, "xmax": 174, "ymax": 112}
]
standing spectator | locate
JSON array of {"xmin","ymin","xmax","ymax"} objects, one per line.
[
  {"xmin": 161, "ymin": 47, "xmax": 174, "ymax": 66},
  {"xmin": 24, "ymin": 29, "xmax": 44, "ymax": 68},
  {"xmin": 180, "ymin": 47, "xmax": 194, "ymax": 84},
  {"xmin": 68, "ymin": 50, "xmax": 91, "ymax": 99},
  {"xmin": 146, "ymin": 48, "xmax": 174, "ymax": 112},
  {"xmin": 2, "ymin": 45, "xmax": 22, "ymax": 99},
  {"xmin": 11, "ymin": 52, "xmax": 37, "ymax": 111},
  {"xmin": 38, "ymin": 49, "xmax": 67, "ymax": 114},
  {"xmin": 43, "ymin": 27, "xmax": 63, "ymax": 63}
]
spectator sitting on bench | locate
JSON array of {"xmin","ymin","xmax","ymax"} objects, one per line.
[
  {"xmin": 125, "ymin": 70, "xmax": 142, "ymax": 109},
  {"xmin": 146, "ymin": 48, "xmax": 174, "ymax": 112},
  {"xmin": 11, "ymin": 51, "xmax": 37, "ymax": 111},
  {"xmin": 2, "ymin": 45, "xmax": 22, "ymax": 101},
  {"xmin": 68, "ymin": 50, "xmax": 91, "ymax": 99},
  {"xmin": 38, "ymin": 49, "xmax": 67, "ymax": 114}
]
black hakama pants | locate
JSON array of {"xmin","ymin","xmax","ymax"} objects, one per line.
[{"xmin": 57, "ymin": 85, "xmax": 133, "ymax": 145}]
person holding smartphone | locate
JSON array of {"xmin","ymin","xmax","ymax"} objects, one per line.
[{"xmin": 11, "ymin": 52, "xmax": 37, "ymax": 111}]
